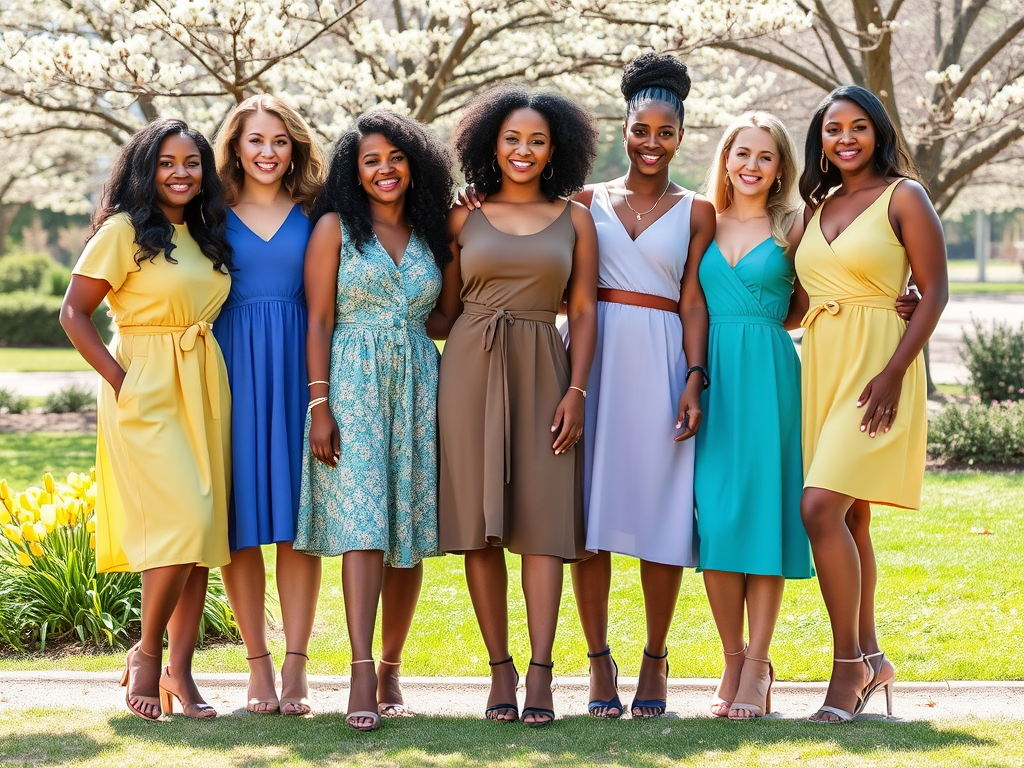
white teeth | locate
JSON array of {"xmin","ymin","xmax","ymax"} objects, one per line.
[
  {"xmin": 640, "ymin": 154, "xmax": 660, "ymax": 162},
  {"xmin": 739, "ymin": 175, "xmax": 761, "ymax": 183},
  {"xmin": 169, "ymin": 184, "xmax": 190, "ymax": 191},
  {"xmin": 510, "ymin": 161, "xmax": 532, "ymax": 169},
  {"xmin": 255, "ymin": 162, "xmax": 277, "ymax": 170}
]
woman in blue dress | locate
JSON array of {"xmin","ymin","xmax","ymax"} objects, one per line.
[
  {"xmin": 296, "ymin": 111, "xmax": 454, "ymax": 732},
  {"xmin": 213, "ymin": 94, "xmax": 325, "ymax": 715}
]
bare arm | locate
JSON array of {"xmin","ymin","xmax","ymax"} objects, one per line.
[
  {"xmin": 426, "ymin": 206, "xmax": 468, "ymax": 340},
  {"xmin": 60, "ymin": 276, "xmax": 125, "ymax": 398},
  {"xmin": 675, "ymin": 196, "xmax": 715, "ymax": 441},
  {"xmin": 304, "ymin": 213, "xmax": 342, "ymax": 466},
  {"xmin": 552, "ymin": 201, "xmax": 599, "ymax": 455}
]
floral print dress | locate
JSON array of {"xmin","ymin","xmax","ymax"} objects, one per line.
[{"xmin": 294, "ymin": 221, "xmax": 441, "ymax": 567}]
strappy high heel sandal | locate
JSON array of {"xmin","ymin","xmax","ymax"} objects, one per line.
[
  {"xmin": 484, "ymin": 656, "xmax": 519, "ymax": 722},
  {"xmin": 586, "ymin": 647, "xmax": 623, "ymax": 718},
  {"xmin": 377, "ymin": 659, "xmax": 411, "ymax": 718},
  {"xmin": 630, "ymin": 647, "xmax": 669, "ymax": 719},
  {"xmin": 710, "ymin": 644, "xmax": 746, "ymax": 717},
  {"xmin": 810, "ymin": 655, "xmax": 872, "ymax": 723},
  {"xmin": 120, "ymin": 643, "xmax": 162, "ymax": 721},
  {"xmin": 245, "ymin": 652, "xmax": 280, "ymax": 714},
  {"xmin": 521, "ymin": 660, "xmax": 555, "ymax": 728},
  {"xmin": 859, "ymin": 651, "xmax": 895, "ymax": 717},
  {"xmin": 728, "ymin": 655, "xmax": 775, "ymax": 720},
  {"xmin": 158, "ymin": 666, "xmax": 217, "ymax": 718},
  {"xmin": 280, "ymin": 651, "xmax": 311, "ymax": 716},
  {"xmin": 346, "ymin": 659, "xmax": 381, "ymax": 732}
]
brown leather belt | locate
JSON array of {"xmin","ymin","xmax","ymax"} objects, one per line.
[{"xmin": 597, "ymin": 288, "xmax": 679, "ymax": 314}]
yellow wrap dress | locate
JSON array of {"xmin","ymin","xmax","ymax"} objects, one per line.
[
  {"xmin": 73, "ymin": 214, "xmax": 232, "ymax": 572},
  {"xmin": 795, "ymin": 179, "xmax": 926, "ymax": 509}
]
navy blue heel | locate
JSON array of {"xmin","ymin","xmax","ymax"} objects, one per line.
[
  {"xmin": 484, "ymin": 656, "xmax": 519, "ymax": 722},
  {"xmin": 587, "ymin": 647, "xmax": 623, "ymax": 718},
  {"xmin": 630, "ymin": 647, "xmax": 668, "ymax": 718}
]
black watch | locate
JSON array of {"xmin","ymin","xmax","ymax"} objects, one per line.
[{"xmin": 685, "ymin": 365, "xmax": 710, "ymax": 391}]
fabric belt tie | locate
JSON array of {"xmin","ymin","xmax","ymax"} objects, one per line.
[
  {"xmin": 710, "ymin": 315, "xmax": 784, "ymax": 327},
  {"xmin": 800, "ymin": 295, "xmax": 896, "ymax": 328},
  {"xmin": 119, "ymin": 321, "xmax": 222, "ymax": 418},
  {"xmin": 597, "ymin": 287, "xmax": 679, "ymax": 314},
  {"xmin": 462, "ymin": 302, "xmax": 557, "ymax": 485}
]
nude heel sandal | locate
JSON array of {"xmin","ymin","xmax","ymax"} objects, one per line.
[
  {"xmin": 245, "ymin": 652, "xmax": 280, "ymax": 714},
  {"xmin": 346, "ymin": 659, "xmax": 381, "ymax": 731},
  {"xmin": 120, "ymin": 644, "xmax": 163, "ymax": 721},
  {"xmin": 280, "ymin": 651, "xmax": 312, "ymax": 716},
  {"xmin": 377, "ymin": 659, "xmax": 412, "ymax": 718},
  {"xmin": 860, "ymin": 651, "xmax": 895, "ymax": 717},
  {"xmin": 728, "ymin": 655, "xmax": 775, "ymax": 720},
  {"xmin": 710, "ymin": 644, "xmax": 746, "ymax": 717},
  {"xmin": 810, "ymin": 655, "xmax": 872, "ymax": 723}
]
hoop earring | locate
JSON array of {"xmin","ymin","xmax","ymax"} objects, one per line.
[
  {"xmin": 725, "ymin": 174, "xmax": 732, "ymax": 187},
  {"xmin": 410, "ymin": 177, "xmax": 415, "ymax": 189},
  {"xmin": 820, "ymin": 149, "xmax": 829, "ymax": 173},
  {"xmin": 355, "ymin": 176, "xmax": 362, "ymax": 186},
  {"xmin": 287, "ymin": 161, "xmax": 294, "ymax": 176},
  {"xmin": 492, "ymin": 154, "xmax": 500, "ymax": 176},
  {"xmin": 543, "ymin": 162, "xmax": 554, "ymax": 180},
  {"xmin": 774, "ymin": 177, "xmax": 782, "ymax": 193},
  {"xmin": 235, "ymin": 158, "xmax": 240, "ymax": 169}
]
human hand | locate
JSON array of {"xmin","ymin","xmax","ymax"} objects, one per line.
[
  {"xmin": 551, "ymin": 388, "xmax": 585, "ymax": 455},
  {"xmin": 455, "ymin": 185, "xmax": 485, "ymax": 209},
  {"xmin": 112, "ymin": 367, "xmax": 127, "ymax": 403},
  {"xmin": 309, "ymin": 406, "xmax": 341, "ymax": 467},
  {"xmin": 856, "ymin": 368, "xmax": 903, "ymax": 437},
  {"xmin": 674, "ymin": 380, "xmax": 703, "ymax": 441},
  {"xmin": 895, "ymin": 288, "xmax": 919, "ymax": 321}
]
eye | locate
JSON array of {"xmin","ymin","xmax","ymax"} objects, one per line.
[{"xmin": 393, "ymin": 155, "xmax": 405, "ymax": 162}]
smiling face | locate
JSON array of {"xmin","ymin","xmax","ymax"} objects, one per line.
[
  {"xmin": 725, "ymin": 126, "xmax": 780, "ymax": 200},
  {"xmin": 154, "ymin": 132, "xmax": 202, "ymax": 224},
  {"xmin": 357, "ymin": 132, "xmax": 410, "ymax": 205},
  {"xmin": 623, "ymin": 102, "xmax": 682, "ymax": 176},
  {"xmin": 822, "ymin": 98, "xmax": 877, "ymax": 174},
  {"xmin": 235, "ymin": 109, "xmax": 293, "ymax": 187},
  {"xmin": 495, "ymin": 107, "xmax": 553, "ymax": 183}
]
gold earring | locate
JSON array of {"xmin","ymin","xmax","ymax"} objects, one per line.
[
  {"xmin": 235, "ymin": 158, "xmax": 240, "ymax": 169},
  {"xmin": 543, "ymin": 162, "xmax": 554, "ymax": 180},
  {"xmin": 287, "ymin": 161, "xmax": 294, "ymax": 175},
  {"xmin": 820, "ymin": 149, "xmax": 829, "ymax": 173},
  {"xmin": 774, "ymin": 177, "xmax": 782, "ymax": 193},
  {"xmin": 492, "ymin": 154, "xmax": 500, "ymax": 176}
]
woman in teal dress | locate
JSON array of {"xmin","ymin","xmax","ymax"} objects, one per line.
[
  {"xmin": 295, "ymin": 111, "xmax": 454, "ymax": 731},
  {"xmin": 694, "ymin": 112, "xmax": 813, "ymax": 721}
]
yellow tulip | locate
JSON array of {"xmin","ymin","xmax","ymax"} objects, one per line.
[
  {"xmin": 90, "ymin": 467, "xmax": 96, "ymax": 482},
  {"xmin": 39, "ymin": 504, "xmax": 57, "ymax": 531},
  {"xmin": 17, "ymin": 551, "xmax": 32, "ymax": 567},
  {"xmin": 89, "ymin": 532, "xmax": 96, "ymax": 550},
  {"xmin": 0, "ymin": 508, "xmax": 10, "ymax": 526},
  {"xmin": 0, "ymin": 478, "xmax": 9, "ymax": 500},
  {"xmin": 3, "ymin": 523, "xmax": 22, "ymax": 543},
  {"xmin": 86, "ymin": 518, "xmax": 96, "ymax": 533},
  {"xmin": 32, "ymin": 521, "xmax": 46, "ymax": 541},
  {"xmin": 29, "ymin": 542, "xmax": 44, "ymax": 558},
  {"xmin": 44, "ymin": 473, "xmax": 55, "ymax": 495},
  {"xmin": 2, "ymin": 495, "xmax": 13, "ymax": 514},
  {"xmin": 21, "ymin": 521, "xmax": 38, "ymax": 542}
]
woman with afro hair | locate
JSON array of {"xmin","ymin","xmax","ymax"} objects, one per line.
[
  {"xmin": 433, "ymin": 85, "xmax": 600, "ymax": 727},
  {"xmin": 295, "ymin": 110, "xmax": 454, "ymax": 731}
]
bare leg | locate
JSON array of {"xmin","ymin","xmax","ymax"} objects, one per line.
[
  {"xmin": 702, "ymin": 569, "xmax": 748, "ymax": 716},
  {"xmin": 130, "ymin": 563, "xmax": 194, "ymax": 718},
  {"xmin": 729, "ymin": 574, "xmax": 784, "ymax": 719},
  {"xmin": 465, "ymin": 546, "xmax": 516, "ymax": 721},
  {"xmin": 377, "ymin": 562, "xmax": 423, "ymax": 715},
  {"xmin": 342, "ymin": 550, "xmax": 384, "ymax": 729},
  {"xmin": 521, "ymin": 554, "xmax": 562, "ymax": 725},
  {"xmin": 277, "ymin": 542, "xmax": 321, "ymax": 715},
  {"xmin": 570, "ymin": 550, "xmax": 619, "ymax": 716},
  {"xmin": 163, "ymin": 566, "xmax": 216, "ymax": 717},
  {"xmin": 221, "ymin": 545, "xmax": 278, "ymax": 712},
  {"xmin": 846, "ymin": 501, "xmax": 894, "ymax": 686},
  {"xmin": 632, "ymin": 559, "xmax": 682, "ymax": 717},
  {"xmin": 801, "ymin": 487, "xmax": 871, "ymax": 722}
]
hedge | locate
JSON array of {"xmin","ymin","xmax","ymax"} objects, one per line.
[
  {"xmin": 0, "ymin": 253, "xmax": 54, "ymax": 293},
  {"xmin": 0, "ymin": 292, "xmax": 112, "ymax": 347}
]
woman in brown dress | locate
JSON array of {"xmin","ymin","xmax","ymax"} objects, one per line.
[{"xmin": 430, "ymin": 86, "xmax": 599, "ymax": 727}]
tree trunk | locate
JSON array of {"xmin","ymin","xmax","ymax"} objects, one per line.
[{"xmin": 0, "ymin": 203, "xmax": 22, "ymax": 256}]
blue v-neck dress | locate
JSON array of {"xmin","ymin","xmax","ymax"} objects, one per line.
[
  {"xmin": 215, "ymin": 204, "xmax": 311, "ymax": 551},
  {"xmin": 294, "ymin": 221, "xmax": 441, "ymax": 567},
  {"xmin": 694, "ymin": 239, "xmax": 812, "ymax": 578}
]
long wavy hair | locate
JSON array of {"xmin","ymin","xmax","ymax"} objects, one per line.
[
  {"xmin": 799, "ymin": 85, "xmax": 919, "ymax": 208},
  {"xmin": 215, "ymin": 94, "xmax": 325, "ymax": 213},
  {"xmin": 310, "ymin": 110, "xmax": 454, "ymax": 268},
  {"xmin": 706, "ymin": 112, "xmax": 801, "ymax": 249},
  {"xmin": 90, "ymin": 118, "xmax": 232, "ymax": 271}
]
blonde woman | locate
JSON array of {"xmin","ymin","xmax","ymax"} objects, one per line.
[{"xmin": 213, "ymin": 94, "xmax": 325, "ymax": 715}]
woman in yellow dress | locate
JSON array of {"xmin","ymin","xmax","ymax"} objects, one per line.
[
  {"xmin": 793, "ymin": 86, "xmax": 948, "ymax": 722},
  {"xmin": 61, "ymin": 118, "xmax": 234, "ymax": 721}
]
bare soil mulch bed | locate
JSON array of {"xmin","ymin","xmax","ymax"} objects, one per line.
[{"xmin": 0, "ymin": 411, "xmax": 96, "ymax": 433}]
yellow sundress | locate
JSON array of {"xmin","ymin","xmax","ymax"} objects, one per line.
[
  {"xmin": 73, "ymin": 214, "xmax": 232, "ymax": 572},
  {"xmin": 795, "ymin": 179, "xmax": 926, "ymax": 509}
]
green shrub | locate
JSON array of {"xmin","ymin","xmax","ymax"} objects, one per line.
[
  {"xmin": 41, "ymin": 264, "xmax": 72, "ymax": 296},
  {"xmin": 44, "ymin": 384, "xmax": 96, "ymax": 414},
  {"xmin": 0, "ymin": 387, "xmax": 30, "ymax": 414},
  {"xmin": 928, "ymin": 399, "xmax": 1024, "ymax": 465},
  {"xmin": 962, "ymin": 318, "xmax": 1024, "ymax": 403},
  {"xmin": 0, "ymin": 472, "xmax": 239, "ymax": 651},
  {"xmin": 0, "ymin": 291, "xmax": 112, "ymax": 347},
  {"xmin": 0, "ymin": 252, "xmax": 54, "ymax": 293}
]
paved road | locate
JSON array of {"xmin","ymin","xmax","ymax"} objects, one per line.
[{"xmin": 2, "ymin": 295, "xmax": 1023, "ymax": 396}]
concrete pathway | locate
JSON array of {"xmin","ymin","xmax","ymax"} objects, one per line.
[{"xmin": 2, "ymin": 672, "xmax": 1022, "ymax": 721}]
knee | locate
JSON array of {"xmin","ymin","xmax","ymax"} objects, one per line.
[{"xmin": 800, "ymin": 498, "xmax": 832, "ymax": 540}]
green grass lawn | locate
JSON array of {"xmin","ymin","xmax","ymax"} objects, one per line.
[
  {"xmin": 0, "ymin": 347, "xmax": 92, "ymax": 372},
  {"xmin": 1, "ymin": 708, "xmax": 1019, "ymax": 768},
  {"xmin": 0, "ymin": 432, "xmax": 97, "ymax": 488}
]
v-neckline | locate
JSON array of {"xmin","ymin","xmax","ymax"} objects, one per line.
[
  {"xmin": 818, "ymin": 181, "xmax": 896, "ymax": 248},
  {"xmin": 230, "ymin": 203, "xmax": 297, "ymax": 244},
  {"xmin": 375, "ymin": 230, "xmax": 413, "ymax": 268},
  {"xmin": 714, "ymin": 236, "xmax": 772, "ymax": 270},
  {"xmin": 606, "ymin": 183, "xmax": 687, "ymax": 243}
]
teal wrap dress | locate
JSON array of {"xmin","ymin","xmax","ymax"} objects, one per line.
[{"xmin": 694, "ymin": 238, "xmax": 813, "ymax": 578}]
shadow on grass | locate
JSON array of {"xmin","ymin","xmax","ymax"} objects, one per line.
[
  {"xmin": 99, "ymin": 712, "xmax": 995, "ymax": 767},
  {"xmin": 0, "ymin": 731, "xmax": 107, "ymax": 766}
]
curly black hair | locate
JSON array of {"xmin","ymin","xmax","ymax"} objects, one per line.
[
  {"xmin": 91, "ymin": 117, "xmax": 232, "ymax": 272},
  {"xmin": 310, "ymin": 110, "xmax": 454, "ymax": 268},
  {"xmin": 454, "ymin": 84, "xmax": 598, "ymax": 200},
  {"xmin": 620, "ymin": 51, "xmax": 691, "ymax": 125},
  {"xmin": 799, "ymin": 85, "xmax": 920, "ymax": 208}
]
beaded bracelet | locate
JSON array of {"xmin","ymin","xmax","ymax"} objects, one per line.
[
  {"xmin": 307, "ymin": 396, "xmax": 329, "ymax": 413},
  {"xmin": 308, "ymin": 380, "xmax": 329, "ymax": 388}
]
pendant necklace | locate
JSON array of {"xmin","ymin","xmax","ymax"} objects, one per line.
[{"xmin": 624, "ymin": 181, "xmax": 671, "ymax": 221}]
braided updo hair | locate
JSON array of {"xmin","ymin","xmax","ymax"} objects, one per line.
[{"xmin": 620, "ymin": 52, "xmax": 691, "ymax": 125}]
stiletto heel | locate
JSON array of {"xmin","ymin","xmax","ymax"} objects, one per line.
[
  {"xmin": 586, "ymin": 647, "xmax": 623, "ymax": 718},
  {"xmin": 859, "ymin": 650, "xmax": 896, "ymax": 718},
  {"xmin": 280, "ymin": 651, "xmax": 311, "ymax": 716},
  {"xmin": 728, "ymin": 655, "xmax": 774, "ymax": 720},
  {"xmin": 884, "ymin": 678, "xmax": 894, "ymax": 717},
  {"xmin": 245, "ymin": 651, "xmax": 280, "ymax": 714},
  {"xmin": 346, "ymin": 659, "xmax": 381, "ymax": 731},
  {"xmin": 630, "ymin": 646, "xmax": 669, "ymax": 719},
  {"xmin": 484, "ymin": 656, "xmax": 519, "ymax": 722},
  {"xmin": 377, "ymin": 659, "xmax": 411, "ymax": 718},
  {"xmin": 522, "ymin": 661, "xmax": 555, "ymax": 728},
  {"xmin": 710, "ymin": 644, "xmax": 746, "ymax": 718},
  {"xmin": 810, "ymin": 655, "xmax": 872, "ymax": 723}
]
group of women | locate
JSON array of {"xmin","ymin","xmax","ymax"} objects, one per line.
[{"xmin": 59, "ymin": 50, "xmax": 947, "ymax": 731}]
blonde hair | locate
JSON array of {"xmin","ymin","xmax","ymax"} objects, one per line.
[
  {"xmin": 704, "ymin": 112, "xmax": 800, "ymax": 249},
  {"xmin": 215, "ymin": 94, "xmax": 325, "ymax": 213}
]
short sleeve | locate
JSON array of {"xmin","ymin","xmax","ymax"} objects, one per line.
[{"xmin": 72, "ymin": 214, "xmax": 141, "ymax": 291}]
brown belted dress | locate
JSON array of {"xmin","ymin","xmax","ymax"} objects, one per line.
[{"xmin": 437, "ymin": 205, "xmax": 587, "ymax": 561}]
